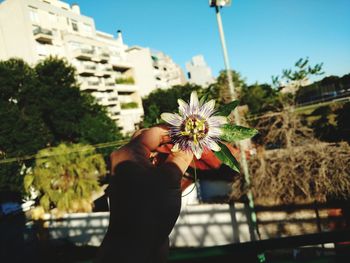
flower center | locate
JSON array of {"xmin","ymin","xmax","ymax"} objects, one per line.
[{"xmin": 180, "ymin": 116, "xmax": 208, "ymax": 144}]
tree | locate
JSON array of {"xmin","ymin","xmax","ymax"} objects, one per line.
[
  {"xmin": 142, "ymin": 83, "xmax": 202, "ymax": 127},
  {"xmin": 0, "ymin": 59, "xmax": 51, "ymax": 193},
  {"xmin": 239, "ymin": 83, "xmax": 282, "ymax": 115},
  {"xmin": 34, "ymin": 57, "xmax": 121, "ymax": 145},
  {"xmin": 236, "ymin": 109, "xmax": 350, "ymax": 205},
  {"xmin": 310, "ymin": 106, "xmax": 338, "ymax": 142},
  {"xmin": 0, "ymin": 57, "xmax": 121, "ymax": 195},
  {"xmin": 296, "ymin": 73, "xmax": 350, "ymax": 105},
  {"xmin": 24, "ymin": 143, "xmax": 106, "ymax": 214},
  {"xmin": 272, "ymin": 57, "xmax": 324, "ymax": 96},
  {"xmin": 209, "ymin": 70, "xmax": 246, "ymax": 104},
  {"xmin": 336, "ymin": 102, "xmax": 350, "ymax": 142}
]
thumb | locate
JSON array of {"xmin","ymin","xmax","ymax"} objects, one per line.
[{"xmin": 164, "ymin": 150, "xmax": 193, "ymax": 175}]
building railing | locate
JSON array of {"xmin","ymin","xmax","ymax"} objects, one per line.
[
  {"xmin": 87, "ymin": 81, "xmax": 99, "ymax": 86},
  {"xmin": 100, "ymin": 52, "xmax": 110, "ymax": 58},
  {"xmin": 33, "ymin": 27, "xmax": 53, "ymax": 36},
  {"xmin": 84, "ymin": 65, "xmax": 96, "ymax": 70},
  {"xmin": 81, "ymin": 48, "xmax": 94, "ymax": 55}
]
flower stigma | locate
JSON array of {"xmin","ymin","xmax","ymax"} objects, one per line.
[{"xmin": 180, "ymin": 116, "xmax": 208, "ymax": 145}]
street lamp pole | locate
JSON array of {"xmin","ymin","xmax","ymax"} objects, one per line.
[
  {"xmin": 214, "ymin": 6, "xmax": 236, "ymax": 101},
  {"xmin": 211, "ymin": 0, "xmax": 259, "ymax": 241}
]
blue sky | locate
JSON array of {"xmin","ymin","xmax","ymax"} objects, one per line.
[{"xmin": 66, "ymin": 0, "xmax": 350, "ymax": 85}]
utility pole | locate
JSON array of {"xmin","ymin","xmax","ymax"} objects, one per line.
[{"xmin": 210, "ymin": 0, "xmax": 260, "ymax": 242}]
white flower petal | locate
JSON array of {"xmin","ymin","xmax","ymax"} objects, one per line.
[
  {"xmin": 207, "ymin": 140, "xmax": 221, "ymax": 152},
  {"xmin": 161, "ymin": 113, "xmax": 183, "ymax": 126},
  {"xmin": 189, "ymin": 91, "xmax": 199, "ymax": 115},
  {"xmin": 191, "ymin": 144, "xmax": 203, "ymax": 159},
  {"xmin": 208, "ymin": 127, "xmax": 222, "ymax": 137},
  {"xmin": 199, "ymin": 99, "xmax": 216, "ymax": 118},
  {"xmin": 177, "ymin": 99, "xmax": 189, "ymax": 116},
  {"xmin": 208, "ymin": 116, "xmax": 227, "ymax": 127}
]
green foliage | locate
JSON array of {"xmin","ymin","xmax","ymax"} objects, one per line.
[
  {"xmin": 0, "ymin": 57, "xmax": 121, "ymax": 194},
  {"xmin": 272, "ymin": 57, "xmax": 324, "ymax": 88},
  {"xmin": 216, "ymin": 100, "xmax": 239, "ymax": 116},
  {"xmin": 220, "ymin": 124, "xmax": 258, "ymax": 142},
  {"xmin": 121, "ymin": 102, "xmax": 139, "ymax": 109},
  {"xmin": 240, "ymin": 83, "xmax": 282, "ymax": 115},
  {"xmin": 24, "ymin": 143, "xmax": 106, "ymax": 213},
  {"xmin": 296, "ymin": 73, "xmax": 350, "ymax": 105},
  {"xmin": 142, "ymin": 83, "xmax": 202, "ymax": 127},
  {"xmin": 309, "ymin": 106, "xmax": 338, "ymax": 142},
  {"xmin": 115, "ymin": 76, "xmax": 135, "ymax": 84},
  {"xmin": 209, "ymin": 70, "xmax": 246, "ymax": 105},
  {"xmin": 34, "ymin": 57, "xmax": 121, "ymax": 144},
  {"xmin": 214, "ymin": 142, "xmax": 240, "ymax": 172},
  {"xmin": 335, "ymin": 102, "xmax": 350, "ymax": 142}
]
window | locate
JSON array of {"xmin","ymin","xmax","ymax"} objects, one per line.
[
  {"xmin": 82, "ymin": 23, "xmax": 93, "ymax": 35},
  {"xmin": 29, "ymin": 7, "xmax": 39, "ymax": 24},
  {"xmin": 48, "ymin": 12, "xmax": 57, "ymax": 23},
  {"xmin": 71, "ymin": 20, "xmax": 78, "ymax": 31}
]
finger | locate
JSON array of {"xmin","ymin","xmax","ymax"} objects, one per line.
[
  {"xmin": 131, "ymin": 128, "xmax": 148, "ymax": 139},
  {"xmin": 110, "ymin": 127, "xmax": 171, "ymax": 174},
  {"xmin": 134, "ymin": 126, "xmax": 170, "ymax": 154},
  {"xmin": 164, "ymin": 150, "xmax": 193, "ymax": 175}
]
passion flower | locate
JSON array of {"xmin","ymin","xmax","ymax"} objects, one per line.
[{"xmin": 161, "ymin": 91, "xmax": 227, "ymax": 159}]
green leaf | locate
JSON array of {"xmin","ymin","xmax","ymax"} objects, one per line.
[
  {"xmin": 24, "ymin": 174, "xmax": 34, "ymax": 192},
  {"xmin": 217, "ymin": 100, "xmax": 239, "ymax": 116},
  {"xmin": 214, "ymin": 142, "xmax": 240, "ymax": 172},
  {"xmin": 199, "ymin": 92, "xmax": 210, "ymax": 106},
  {"xmin": 40, "ymin": 194, "xmax": 50, "ymax": 211},
  {"xmin": 220, "ymin": 124, "xmax": 258, "ymax": 142}
]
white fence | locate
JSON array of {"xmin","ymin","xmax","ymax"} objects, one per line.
[{"xmin": 33, "ymin": 200, "xmax": 255, "ymax": 247}]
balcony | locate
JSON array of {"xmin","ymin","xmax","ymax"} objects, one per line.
[
  {"xmin": 100, "ymin": 52, "xmax": 110, "ymax": 62},
  {"xmin": 110, "ymin": 60, "xmax": 132, "ymax": 70},
  {"xmin": 33, "ymin": 27, "xmax": 53, "ymax": 44},
  {"xmin": 80, "ymin": 80, "xmax": 100, "ymax": 91},
  {"xmin": 105, "ymin": 81, "xmax": 115, "ymax": 91},
  {"xmin": 73, "ymin": 48, "xmax": 95, "ymax": 60},
  {"xmin": 103, "ymin": 66, "xmax": 114, "ymax": 77},
  {"xmin": 107, "ymin": 97, "xmax": 118, "ymax": 106},
  {"xmin": 95, "ymin": 66, "xmax": 114, "ymax": 77},
  {"xmin": 115, "ymin": 83, "xmax": 138, "ymax": 93},
  {"xmin": 77, "ymin": 63, "xmax": 96, "ymax": 76}
]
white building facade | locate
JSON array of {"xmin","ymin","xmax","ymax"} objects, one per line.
[
  {"xmin": 127, "ymin": 46, "xmax": 187, "ymax": 97},
  {"xmin": 0, "ymin": 0, "xmax": 143, "ymax": 134},
  {"xmin": 186, "ymin": 55, "xmax": 215, "ymax": 87}
]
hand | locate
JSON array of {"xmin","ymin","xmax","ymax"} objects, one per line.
[
  {"xmin": 110, "ymin": 126, "xmax": 193, "ymax": 177},
  {"xmin": 96, "ymin": 127, "xmax": 193, "ymax": 263}
]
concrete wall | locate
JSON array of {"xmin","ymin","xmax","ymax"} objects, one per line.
[
  {"xmin": 34, "ymin": 201, "xmax": 254, "ymax": 247},
  {"xmin": 126, "ymin": 47, "xmax": 156, "ymax": 97},
  {"xmin": 0, "ymin": 0, "xmax": 36, "ymax": 62}
]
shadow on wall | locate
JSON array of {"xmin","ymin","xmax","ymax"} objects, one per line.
[{"xmin": 170, "ymin": 202, "xmax": 256, "ymax": 247}]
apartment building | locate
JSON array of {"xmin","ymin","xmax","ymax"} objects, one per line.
[
  {"xmin": 186, "ymin": 55, "xmax": 215, "ymax": 87},
  {"xmin": 0, "ymin": 0, "xmax": 143, "ymax": 134},
  {"xmin": 127, "ymin": 46, "xmax": 187, "ymax": 97}
]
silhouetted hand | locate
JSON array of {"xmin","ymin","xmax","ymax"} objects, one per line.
[
  {"xmin": 110, "ymin": 126, "xmax": 193, "ymax": 175},
  {"xmin": 95, "ymin": 126, "xmax": 193, "ymax": 263}
]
